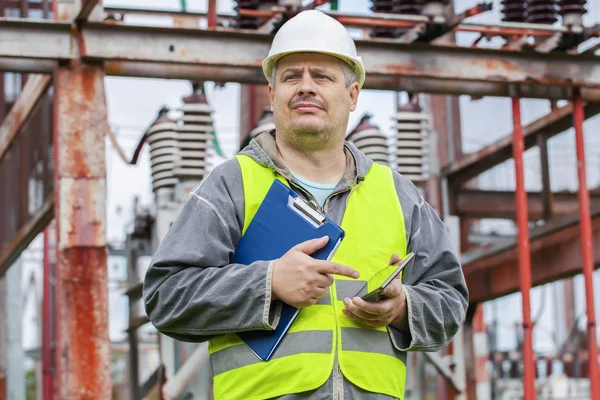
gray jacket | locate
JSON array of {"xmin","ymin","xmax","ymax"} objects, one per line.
[{"xmin": 143, "ymin": 132, "xmax": 468, "ymax": 399}]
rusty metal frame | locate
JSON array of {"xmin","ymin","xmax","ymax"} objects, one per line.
[
  {"xmin": 0, "ymin": 194, "xmax": 53, "ymax": 275},
  {"xmin": 2, "ymin": 3, "xmax": 600, "ymax": 399},
  {"xmin": 76, "ymin": 0, "xmax": 101, "ymax": 22},
  {"xmin": 443, "ymin": 102, "xmax": 600, "ymax": 188},
  {"xmin": 453, "ymin": 189, "xmax": 600, "ymax": 220},
  {"xmin": 0, "ymin": 74, "xmax": 52, "ymax": 162},
  {"xmin": 463, "ymin": 202, "xmax": 600, "ymax": 304},
  {"xmin": 1, "ymin": 18, "xmax": 600, "ymax": 99}
]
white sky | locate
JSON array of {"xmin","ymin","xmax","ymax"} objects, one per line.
[{"xmin": 15, "ymin": 0, "xmax": 600, "ymax": 361}]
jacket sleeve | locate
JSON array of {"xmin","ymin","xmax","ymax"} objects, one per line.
[
  {"xmin": 143, "ymin": 159, "xmax": 281, "ymax": 342},
  {"xmin": 388, "ymin": 173, "xmax": 469, "ymax": 352}
]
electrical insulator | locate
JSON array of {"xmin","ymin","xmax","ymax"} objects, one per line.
[
  {"xmin": 174, "ymin": 82, "xmax": 213, "ymax": 181},
  {"xmin": 346, "ymin": 114, "xmax": 389, "ymax": 166},
  {"xmin": 557, "ymin": 0, "xmax": 587, "ymax": 18},
  {"xmin": 391, "ymin": 0, "xmax": 422, "ymax": 15},
  {"xmin": 370, "ymin": 0, "xmax": 396, "ymax": 38},
  {"xmin": 501, "ymin": 0, "xmax": 527, "ymax": 22},
  {"xmin": 249, "ymin": 108, "xmax": 275, "ymax": 139},
  {"xmin": 234, "ymin": 0, "xmax": 261, "ymax": 29},
  {"xmin": 422, "ymin": 0, "xmax": 450, "ymax": 18},
  {"xmin": 392, "ymin": 101, "xmax": 430, "ymax": 182},
  {"xmin": 234, "ymin": 0, "xmax": 277, "ymax": 29},
  {"xmin": 526, "ymin": 0, "xmax": 558, "ymax": 24},
  {"xmin": 558, "ymin": 0, "xmax": 586, "ymax": 27},
  {"xmin": 147, "ymin": 107, "xmax": 179, "ymax": 192},
  {"xmin": 240, "ymin": 108, "xmax": 275, "ymax": 150}
]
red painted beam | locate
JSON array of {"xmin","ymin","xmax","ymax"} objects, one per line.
[
  {"xmin": 443, "ymin": 102, "xmax": 600, "ymax": 186},
  {"xmin": 453, "ymin": 189, "xmax": 600, "ymax": 220},
  {"xmin": 464, "ymin": 205, "xmax": 600, "ymax": 304}
]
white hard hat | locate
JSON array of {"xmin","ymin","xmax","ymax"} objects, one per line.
[{"xmin": 262, "ymin": 10, "xmax": 366, "ymax": 88}]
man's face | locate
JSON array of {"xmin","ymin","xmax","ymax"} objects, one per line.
[{"xmin": 268, "ymin": 53, "xmax": 360, "ymax": 149}]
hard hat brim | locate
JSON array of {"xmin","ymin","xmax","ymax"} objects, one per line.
[{"xmin": 262, "ymin": 49, "xmax": 366, "ymax": 89}]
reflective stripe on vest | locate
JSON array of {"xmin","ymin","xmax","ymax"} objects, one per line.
[{"xmin": 209, "ymin": 154, "xmax": 408, "ymax": 400}]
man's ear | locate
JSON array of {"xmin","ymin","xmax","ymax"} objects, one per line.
[
  {"xmin": 348, "ymin": 83, "xmax": 360, "ymax": 112},
  {"xmin": 268, "ymin": 83, "xmax": 275, "ymax": 104}
]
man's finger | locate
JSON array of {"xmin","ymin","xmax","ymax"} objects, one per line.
[
  {"xmin": 342, "ymin": 308, "xmax": 383, "ymax": 327},
  {"xmin": 380, "ymin": 282, "xmax": 401, "ymax": 298},
  {"xmin": 389, "ymin": 253, "xmax": 401, "ymax": 266},
  {"xmin": 311, "ymin": 287, "xmax": 327, "ymax": 299},
  {"xmin": 295, "ymin": 236, "xmax": 329, "ymax": 254},
  {"xmin": 313, "ymin": 273, "xmax": 335, "ymax": 288},
  {"xmin": 343, "ymin": 299, "xmax": 380, "ymax": 320},
  {"xmin": 344, "ymin": 297, "xmax": 388, "ymax": 315},
  {"xmin": 316, "ymin": 261, "xmax": 359, "ymax": 279}
]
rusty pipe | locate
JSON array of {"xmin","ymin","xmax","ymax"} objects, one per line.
[
  {"xmin": 511, "ymin": 94, "xmax": 536, "ymax": 400},
  {"xmin": 572, "ymin": 87, "xmax": 600, "ymax": 400}
]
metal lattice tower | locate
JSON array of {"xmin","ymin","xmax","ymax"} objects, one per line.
[
  {"xmin": 392, "ymin": 100, "xmax": 430, "ymax": 182},
  {"xmin": 147, "ymin": 107, "xmax": 178, "ymax": 192},
  {"xmin": 346, "ymin": 113, "xmax": 389, "ymax": 165},
  {"xmin": 174, "ymin": 82, "xmax": 213, "ymax": 181}
]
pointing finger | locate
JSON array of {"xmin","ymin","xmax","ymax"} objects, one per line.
[{"xmin": 317, "ymin": 261, "xmax": 359, "ymax": 279}]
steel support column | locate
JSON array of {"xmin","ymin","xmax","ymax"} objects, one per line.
[
  {"xmin": 572, "ymin": 87, "xmax": 600, "ymax": 399},
  {"xmin": 511, "ymin": 95, "xmax": 536, "ymax": 400},
  {"xmin": 0, "ymin": 275, "xmax": 5, "ymax": 400},
  {"xmin": 53, "ymin": 63, "xmax": 111, "ymax": 399},
  {"xmin": 42, "ymin": 224, "xmax": 56, "ymax": 400}
]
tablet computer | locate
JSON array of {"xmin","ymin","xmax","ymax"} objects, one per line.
[{"xmin": 360, "ymin": 252, "xmax": 415, "ymax": 302}]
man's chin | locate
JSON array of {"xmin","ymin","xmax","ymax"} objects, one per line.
[{"xmin": 290, "ymin": 123, "xmax": 327, "ymax": 135}]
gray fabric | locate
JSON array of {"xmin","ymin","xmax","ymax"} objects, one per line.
[
  {"xmin": 341, "ymin": 328, "xmax": 404, "ymax": 361},
  {"xmin": 335, "ymin": 280, "xmax": 368, "ymax": 300},
  {"xmin": 143, "ymin": 130, "xmax": 468, "ymax": 399},
  {"xmin": 211, "ymin": 330, "xmax": 333, "ymax": 375}
]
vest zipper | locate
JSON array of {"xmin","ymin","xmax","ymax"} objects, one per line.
[
  {"xmin": 329, "ymin": 179, "xmax": 363, "ymax": 400},
  {"xmin": 289, "ymin": 175, "xmax": 364, "ymax": 400}
]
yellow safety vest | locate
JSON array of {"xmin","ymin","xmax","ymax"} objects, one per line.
[{"xmin": 209, "ymin": 154, "xmax": 408, "ymax": 400}]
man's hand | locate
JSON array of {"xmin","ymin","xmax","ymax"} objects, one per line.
[
  {"xmin": 272, "ymin": 236, "xmax": 360, "ymax": 308},
  {"xmin": 342, "ymin": 254, "xmax": 409, "ymax": 331}
]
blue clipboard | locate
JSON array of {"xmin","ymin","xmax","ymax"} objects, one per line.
[{"xmin": 232, "ymin": 179, "xmax": 345, "ymax": 361}]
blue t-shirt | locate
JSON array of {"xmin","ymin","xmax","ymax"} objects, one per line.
[{"xmin": 292, "ymin": 173, "xmax": 337, "ymax": 208}]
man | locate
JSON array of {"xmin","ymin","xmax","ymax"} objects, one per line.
[{"xmin": 144, "ymin": 10, "xmax": 468, "ymax": 400}]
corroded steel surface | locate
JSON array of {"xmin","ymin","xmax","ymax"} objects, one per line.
[{"xmin": 54, "ymin": 64, "xmax": 111, "ymax": 399}]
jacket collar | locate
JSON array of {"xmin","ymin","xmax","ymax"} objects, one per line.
[{"xmin": 241, "ymin": 130, "xmax": 372, "ymax": 189}]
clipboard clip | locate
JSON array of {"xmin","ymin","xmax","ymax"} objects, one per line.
[{"xmin": 291, "ymin": 196, "xmax": 326, "ymax": 226}]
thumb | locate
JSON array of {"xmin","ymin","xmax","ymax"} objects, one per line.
[
  {"xmin": 381, "ymin": 281, "xmax": 401, "ymax": 298},
  {"xmin": 389, "ymin": 253, "xmax": 401, "ymax": 266},
  {"xmin": 295, "ymin": 236, "xmax": 329, "ymax": 254}
]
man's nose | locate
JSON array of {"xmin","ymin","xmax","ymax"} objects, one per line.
[{"xmin": 297, "ymin": 73, "xmax": 317, "ymax": 96}]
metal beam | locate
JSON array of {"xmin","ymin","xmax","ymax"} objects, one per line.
[
  {"xmin": 0, "ymin": 18, "xmax": 72, "ymax": 62},
  {"xmin": 453, "ymin": 189, "xmax": 600, "ymax": 220},
  {"xmin": 463, "ymin": 204, "xmax": 600, "ymax": 304},
  {"xmin": 54, "ymin": 63, "xmax": 112, "ymax": 399},
  {"xmin": 81, "ymin": 23, "xmax": 600, "ymax": 98},
  {"xmin": 1, "ymin": 18, "xmax": 600, "ymax": 99},
  {"xmin": 0, "ymin": 74, "xmax": 52, "ymax": 162},
  {"xmin": 443, "ymin": 102, "xmax": 600, "ymax": 186},
  {"xmin": 76, "ymin": 0, "xmax": 101, "ymax": 21},
  {"xmin": 0, "ymin": 195, "xmax": 53, "ymax": 275}
]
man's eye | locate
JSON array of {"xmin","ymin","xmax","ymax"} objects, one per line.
[
  {"xmin": 316, "ymin": 75, "xmax": 330, "ymax": 80},
  {"xmin": 284, "ymin": 75, "xmax": 298, "ymax": 81}
]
